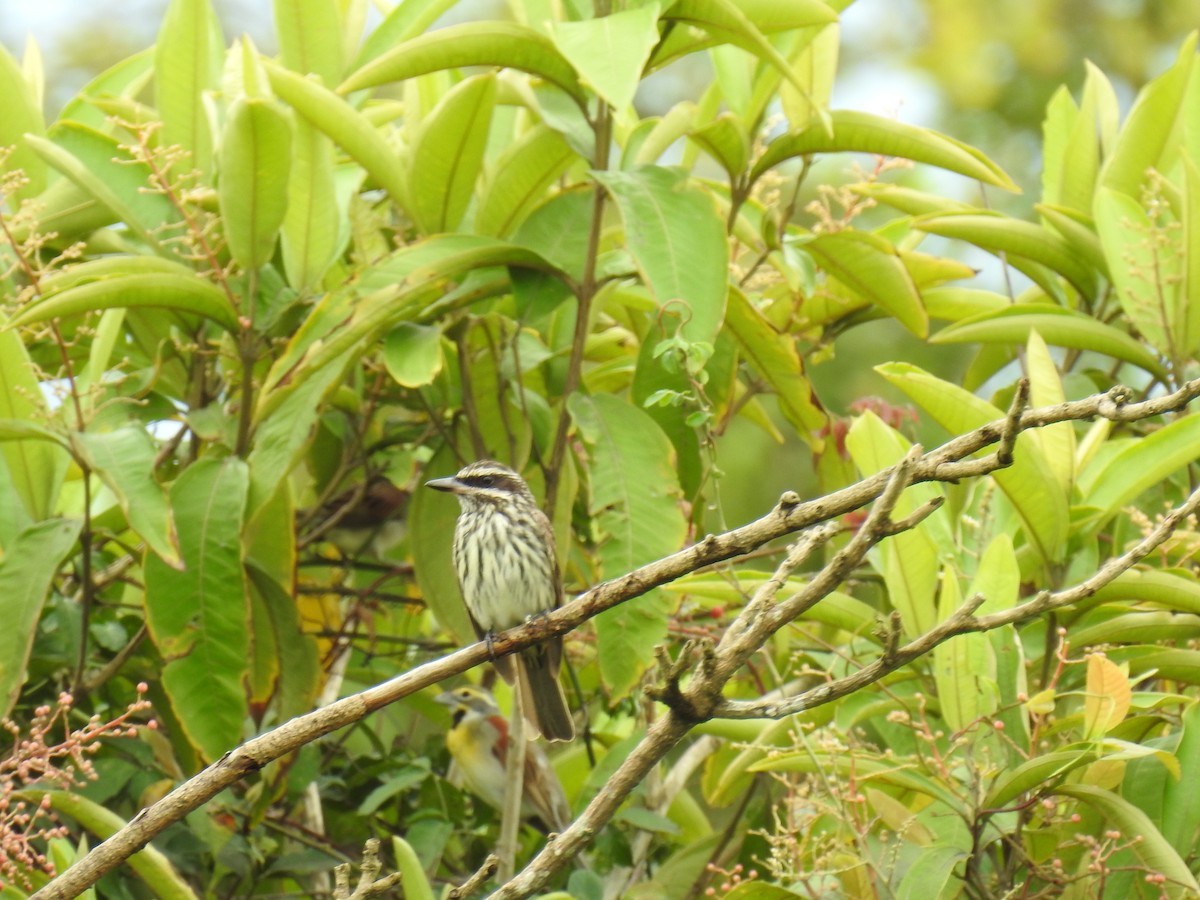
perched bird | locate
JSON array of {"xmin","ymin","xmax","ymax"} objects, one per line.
[
  {"xmin": 426, "ymin": 460, "xmax": 575, "ymax": 741},
  {"xmin": 437, "ymin": 686, "xmax": 571, "ymax": 832},
  {"xmin": 302, "ymin": 475, "xmax": 409, "ymax": 556}
]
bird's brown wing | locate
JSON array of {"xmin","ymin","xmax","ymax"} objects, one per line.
[{"xmin": 534, "ymin": 505, "xmax": 563, "ymax": 674}]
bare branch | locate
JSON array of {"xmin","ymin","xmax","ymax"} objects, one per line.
[{"xmin": 450, "ymin": 855, "xmax": 500, "ymax": 900}]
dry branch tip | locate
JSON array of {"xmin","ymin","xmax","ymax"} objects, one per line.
[{"xmin": 450, "ymin": 854, "xmax": 500, "ymax": 899}]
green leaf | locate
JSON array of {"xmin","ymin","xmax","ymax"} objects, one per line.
[
  {"xmin": 594, "ymin": 166, "xmax": 729, "ymax": 345},
  {"xmin": 1024, "ymin": 331, "xmax": 1075, "ymax": 496},
  {"xmin": 806, "ymin": 230, "xmax": 927, "ymax": 337},
  {"xmin": 0, "ymin": 419, "xmax": 67, "ymax": 444},
  {"xmin": 1055, "ymin": 783, "xmax": 1200, "ymax": 896},
  {"xmin": 246, "ymin": 566, "xmax": 320, "ymax": 723},
  {"xmin": 511, "ymin": 189, "xmax": 593, "ymax": 282},
  {"xmin": 407, "ymin": 74, "xmax": 496, "ymax": 234},
  {"xmin": 354, "ymin": 0, "xmax": 461, "ymax": 69},
  {"xmin": 710, "ymin": 880, "xmax": 806, "ymax": 899},
  {"xmin": 246, "ymin": 351, "xmax": 355, "ymax": 516},
  {"xmin": 1109, "ymin": 648, "xmax": 1200, "ymax": 686},
  {"xmin": 340, "ymin": 21, "xmax": 586, "ymax": 106},
  {"xmin": 630, "ymin": 102, "xmax": 699, "ymax": 168},
  {"xmin": 935, "ymin": 566, "xmax": 995, "ymax": 732},
  {"xmin": 1162, "ymin": 703, "xmax": 1200, "ymax": 855},
  {"xmin": 58, "ymin": 47, "xmax": 154, "ymax": 131},
  {"xmin": 985, "ymin": 744, "xmax": 1105, "ymax": 809},
  {"xmin": 22, "ymin": 174, "xmax": 117, "ymax": 243},
  {"xmin": 725, "ymin": 288, "xmax": 827, "ymax": 445},
  {"xmin": 265, "ymin": 60, "xmax": 409, "ymax": 208},
  {"xmin": 1094, "ymin": 186, "xmax": 1184, "ymax": 362},
  {"xmin": 44, "ymin": 256, "xmax": 199, "ymax": 289},
  {"xmin": 687, "ymin": 113, "xmax": 750, "ymax": 180},
  {"xmin": 0, "ymin": 44, "xmax": 47, "ymax": 200},
  {"xmin": 391, "ymin": 835, "xmax": 437, "ymax": 900},
  {"xmin": 1083, "ymin": 414, "xmax": 1200, "ymax": 525},
  {"xmin": 1180, "ymin": 156, "xmax": 1200, "ymax": 359},
  {"xmin": 258, "ymin": 234, "xmax": 566, "ymax": 421},
  {"xmin": 144, "ymin": 458, "xmax": 250, "ymax": 762},
  {"xmin": 1041, "ymin": 85, "xmax": 1099, "ymax": 215},
  {"xmin": 1036, "ymin": 203, "xmax": 1109, "ymax": 277},
  {"xmin": 1071, "ymin": 611, "xmax": 1200, "ymax": 647},
  {"xmin": 570, "ymin": 394, "xmax": 686, "ymax": 695},
  {"xmin": 930, "ymin": 303, "xmax": 1167, "ymax": 380},
  {"xmin": 655, "ymin": 0, "xmax": 837, "ymax": 90},
  {"xmin": 895, "ymin": 845, "xmax": 966, "ymax": 900},
  {"xmin": 281, "ymin": 117, "xmax": 341, "ymax": 293},
  {"xmin": 72, "ymin": 428, "xmax": 182, "ymax": 569},
  {"xmin": 8, "ymin": 273, "xmax": 240, "ymax": 333},
  {"xmin": 845, "ymin": 412, "xmax": 943, "ymax": 637},
  {"xmin": 475, "ymin": 125, "xmax": 576, "ymax": 238},
  {"xmin": 851, "ymin": 182, "xmax": 973, "ymax": 218},
  {"xmin": 0, "ymin": 322, "xmax": 69, "ymax": 521},
  {"xmin": 1099, "ymin": 33, "xmax": 1197, "ymax": 197},
  {"xmin": 27, "ymin": 127, "xmax": 175, "ymax": 254},
  {"xmin": 274, "ymin": 0, "xmax": 343, "ymax": 83},
  {"xmin": 751, "ymin": 110, "xmax": 1016, "ymax": 190},
  {"xmin": 551, "ymin": 4, "xmax": 661, "ymax": 112},
  {"xmin": 36, "ymin": 792, "xmax": 198, "ymax": 899},
  {"xmin": 1092, "ymin": 569, "xmax": 1200, "ymax": 616},
  {"xmin": 219, "ymin": 97, "xmax": 293, "ymax": 271},
  {"xmin": 913, "ymin": 212, "xmax": 1098, "ymax": 299},
  {"xmin": 923, "ymin": 287, "xmax": 1012, "ymax": 322},
  {"xmin": 383, "ymin": 323, "xmax": 443, "ymax": 388},
  {"xmin": 0, "ymin": 519, "xmax": 82, "ymax": 717},
  {"xmin": 155, "ymin": 0, "xmax": 223, "ymax": 179},
  {"xmin": 780, "ymin": 22, "xmax": 839, "ymax": 131},
  {"xmin": 410, "ymin": 445, "xmax": 475, "ymax": 645},
  {"xmin": 242, "ymin": 480, "xmax": 316, "ymax": 724},
  {"xmin": 877, "ymin": 362, "xmax": 1068, "ymax": 563}
]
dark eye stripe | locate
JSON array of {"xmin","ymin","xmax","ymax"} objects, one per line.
[{"xmin": 461, "ymin": 472, "xmax": 515, "ymax": 490}]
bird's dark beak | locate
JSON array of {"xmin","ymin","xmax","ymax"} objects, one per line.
[
  {"xmin": 434, "ymin": 690, "xmax": 459, "ymax": 707},
  {"xmin": 425, "ymin": 476, "xmax": 461, "ymax": 494}
]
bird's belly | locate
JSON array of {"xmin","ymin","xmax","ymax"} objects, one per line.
[
  {"xmin": 455, "ymin": 505, "xmax": 556, "ymax": 631},
  {"xmin": 467, "ymin": 568, "xmax": 554, "ymax": 631}
]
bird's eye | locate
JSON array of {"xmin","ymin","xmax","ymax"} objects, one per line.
[{"xmin": 479, "ymin": 475, "xmax": 494, "ymax": 486}]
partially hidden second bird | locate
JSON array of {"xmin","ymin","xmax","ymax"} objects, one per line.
[
  {"xmin": 426, "ymin": 460, "xmax": 575, "ymax": 742},
  {"xmin": 437, "ymin": 686, "xmax": 571, "ymax": 831}
]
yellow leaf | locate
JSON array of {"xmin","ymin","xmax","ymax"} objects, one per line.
[
  {"xmin": 1080, "ymin": 758, "xmax": 1125, "ymax": 790},
  {"xmin": 1083, "ymin": 654, "xmax": 1131, "ymax": 739},
  {"xmin": 1025, "ymin": 688, "xmax": 1057, "ymax": 715}
]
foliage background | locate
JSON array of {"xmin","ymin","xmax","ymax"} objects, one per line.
[
  {"xmin": 2, "ymin": 1, "xmax": 1200, "ymax": 899},
  {"xmin": 3, "ymin": 0, "xmax": 1196, "ymax": 523}
]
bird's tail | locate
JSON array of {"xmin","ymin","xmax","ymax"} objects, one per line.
[{"xmin": 516, "ymin": 642, "xmax": 575, "ymax": 742}]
